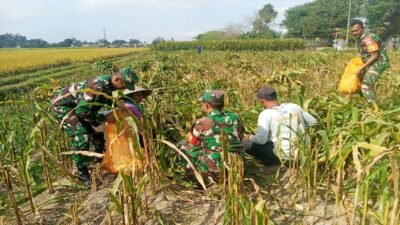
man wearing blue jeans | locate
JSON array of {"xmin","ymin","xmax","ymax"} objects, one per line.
[{"xmin": 243, "ymin": 86, "xmax": 317, "ymax": 166}]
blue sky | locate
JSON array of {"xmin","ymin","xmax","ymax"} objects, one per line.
[{"xmin": 0, "ymin": 0, "xmax": 312, "ymax": 43}]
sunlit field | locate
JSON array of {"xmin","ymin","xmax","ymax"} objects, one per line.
[
  {"xmin": 0, "ymin": 47, "xmax": 148, "ymax": 75},
  {"xmin": 1, "ymin": 48, "xmax": 399, "ymax": 225}
]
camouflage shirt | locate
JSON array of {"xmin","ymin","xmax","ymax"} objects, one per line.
[
  {"xmin": 357, "ymin": 32, "xmax": 390, "ymax": 69},
  {"xmin": 190, "ymin": 109, "xmax": 244, "ymax": 153},
  {"xmin": 52, "ymin": 75, "xmax": 115, "ymax": 124}
]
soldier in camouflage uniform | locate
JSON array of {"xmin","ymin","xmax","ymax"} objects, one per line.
[
  {"xmin": 350, "ymin": 19, "xmax": 390, "ymax": 105},
  {"xmin": 179, "ymin": 90, "xmax": 244, "ymax": 174},
  {"xmin": 51, "ymin": 67, "xmax": 138, "ymax": 185}
]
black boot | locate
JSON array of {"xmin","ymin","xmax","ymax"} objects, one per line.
[{"xmin": 77, "ymin": 167, "xmax": 91, "ymax": 187}]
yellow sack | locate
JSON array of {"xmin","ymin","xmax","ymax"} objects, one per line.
[
  {"xmin": 102, "ymin": 111, "xmax": 145, "ymax": 174},
  {"xmin": 338, "ymin": 57, "xmax": 364, "ymax": 94}
]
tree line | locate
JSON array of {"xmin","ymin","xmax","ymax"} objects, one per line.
[
  {"xmin": 283, "ymin": 0, "xmax": 400, "ymax": 40},
  {"xmin": 195, "ymin": 0, "xmax": 400, "ymax": 41},
  {"xmin": 0, "ymin": 33, "xmax": 145, "ymax": 48}
]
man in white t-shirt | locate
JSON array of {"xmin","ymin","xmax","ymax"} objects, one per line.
[{"xmin": 243, "ymin": 86, "xmax": 317, "ymax": 165}]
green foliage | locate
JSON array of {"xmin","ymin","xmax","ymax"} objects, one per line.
[
  {"xmin": 283, "ymin": 0, "xmax": 400, "ymax": 40},
  {"xmin": 195, "ymin": 30, "xmax": 229, "ymax": 41},
  {"xmin": 151, "ymin": 36, "xmax": 166, "ymax": 45},
  {"xmin": 93, "ymin": 59, "xmax": 118, "ymax": 74},
  {"xmin": 364, "ymin": 0, "xmax": 400, "ymax": 39},
  {"xmin": 239, "ymin": 31, "xmax": 277, "ymax": 40},
  {"xmin": 283, "ymin": 0, "xmax": 363, "ymax": 38},
  {"xmin": 252, "ymin": 3, "xmax": 277, "ymax": 36},
  {"xmin": 152, "ymin": 39, "xmax": 306, "ymax": 51},
  {"xmin": 111, "ymin": 39, "xmax": 127, "ymax": 47}
]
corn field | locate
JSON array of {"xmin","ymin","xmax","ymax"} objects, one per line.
[
  {"xmin": 152, "ymin": 39, "xmax": 306, "ymax": 51},
  {"xmin": 0, "ymin": 48, "xmax": 399, "ymax": 225}
]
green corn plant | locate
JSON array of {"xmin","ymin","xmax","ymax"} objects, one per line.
[
  {"xmin": 108, "ymin": 173, "xmax": 150, "ymax": 225},
  {"xmin": 152, "ymin": 39, "xmax": 306, "ymax": 51}
]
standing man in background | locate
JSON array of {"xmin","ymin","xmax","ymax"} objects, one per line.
[{"xmin": 350, "ymin": 19, "xmax": 390, "ymax": 106}]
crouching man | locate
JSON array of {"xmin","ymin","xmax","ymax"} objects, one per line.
[
  {"xmin": 179, "ymin": 90, "xmax": 245, "ymax": 175},
  {"xmin": 51, "ymin": 67, "xmax": 138, "ymax": 185},
  {"xmin": 244, "ymin": 86, "xmax": 317, "ymax": 166}
]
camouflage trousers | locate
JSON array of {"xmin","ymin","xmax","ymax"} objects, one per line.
[
  {"xmin": 361, "ymin": 63, "xmax": 387, "ymax": 103},
  {"xmin": 52, "ymin": 106, "xmax": 105, "ymax": 170},
  {"xmin": 178, "ymin": 141, "xmax": 222, "ymax": 173}
]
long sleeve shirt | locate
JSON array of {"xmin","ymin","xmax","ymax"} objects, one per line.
[
  {"xmin": 52, "ymin": 75, "xmax": 115, "ymax": 125},
  {"xmin": 249, "ymin": 103, "xmax": 317, "ymax": 158}
]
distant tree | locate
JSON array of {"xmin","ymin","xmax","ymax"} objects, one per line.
[
  {"xmin": 63, "ymin": 38, "xmax": 74, "ymax": 47},
  {"xmin": 252, "ymin": 4, "xmax": 277, "ymax": 35},
  {"xmin": 151, "ymin": 36, "xmax": 165, "ymax": 45},
  {"xmin": 52, "ymin": 38, "xmax": 74, "ymax": 47},
  {"xmin": 364, "ymin": 0, "xmax": 400, "ymax": 39},
  {"xmin": 97, "ymin": 39, "xmax": 110, "ymax": 47},
  {"xmin": 0, "ymin": 33, "xmax": 27, "ymax": 48},
  {"xmin": 24, "ymin": 39, "xmax": 49, "ymax": 48},
  {"xmin": 129, "ymin": 39, "xmax": 142, "ymax": 45},
  {"xmin": 73, "ymin": 39, "xmax": 82, "ymax": 47},
  {"xmin": 282, "ymin": 0, "xmax": 363, "ymax": 39},
  {"xmin": 111, "ymin": 39, "xmax": 126, "ymax": 47}
]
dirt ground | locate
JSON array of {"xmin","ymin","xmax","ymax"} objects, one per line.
[{"xmin": 1, "ymin": 161, "xmax": 353, "ymax": 225}]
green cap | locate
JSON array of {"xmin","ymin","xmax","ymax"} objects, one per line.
[
  {"xmin": 120, "ymin": 66, "xmax": 138, "ymax": 90},
  {"xmin": 201, "ymin": 90, "xmax": 224, "ymax": 106}
]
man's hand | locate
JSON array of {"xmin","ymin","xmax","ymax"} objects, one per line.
[
  {"xmin": 243, "ymin": 134, "xmax": 251, "ymax": 141},
  {"xmin": 185, "ymin": 133, "xmax": 192, "ymax": 142},
  {"xmin": 92, "ymin": 123, "xmax": 106, "ymax": 133},
  {"xmin": 356, "ymin": 68, "xmax": 366, "ymax": 78}
]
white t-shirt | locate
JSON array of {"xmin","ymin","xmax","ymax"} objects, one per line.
[{"xmin": 249, "ymin": 103, "xmax": 317, "ymax": 159}]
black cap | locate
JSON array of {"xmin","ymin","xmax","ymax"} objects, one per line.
[{"xmin": 256, "ymin": 86, "xmax": 277, "ymax": 100}]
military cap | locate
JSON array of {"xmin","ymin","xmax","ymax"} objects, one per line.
[
  {"xmin": 120, "ymin": 66, "xmax": 139, "ymax": 90},
  {"xmin": 201, "ymin": 90, "xmax": 224, "ymax": 106}
]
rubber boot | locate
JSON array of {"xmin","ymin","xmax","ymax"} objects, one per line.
[{"xmin": 77, "ymin": 166, "xmax": 91, "ymax": 187}]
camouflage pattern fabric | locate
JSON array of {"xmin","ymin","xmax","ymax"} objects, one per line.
[
  {"xmin": 357, "ymin": 32, "xmax": 390, "ymax": 103},
  {"xmin": 120, "ymin": 66, "xmax": 139, "ymax": 90},
  {"xmin": 51, "ymin": 75, "xmax": 116, "ymax": 169},
  {"xmin": 361, "ymin": 63, "xmax": 384, "ymax": 103},
  {"xmin": 179, "ymin": 109, "xmax": 244, "ymax": 173},
  {"xmin": 201, "ymin": 90, "xmax": 224, "ymax": 105}
]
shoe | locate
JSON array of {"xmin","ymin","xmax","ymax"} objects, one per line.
[{"xmin": 77, "ymin": 167, "xmax": 91, "ymax": 186}]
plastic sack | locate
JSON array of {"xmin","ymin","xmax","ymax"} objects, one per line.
[
  {"xmin": 338, "ymin": 57, "xmax": 364, "ymax": 94},
  {"xmin": 102, "ymin": 110, "xmax": 144, "ymax": 174}
]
